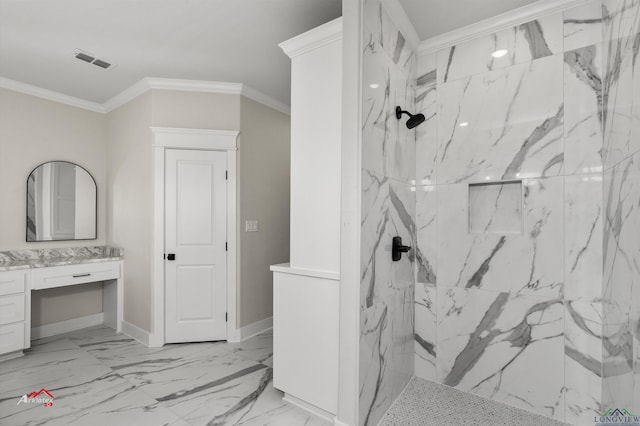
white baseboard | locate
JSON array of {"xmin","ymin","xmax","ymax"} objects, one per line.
[
  {"xmin": 227, "ymin": 316, "xmax": 273, "ymax": 343},
  {"xmin": 121, "ymin": 321, "xmax": 152, "ymax": 347},
  {"xmin": 31, "ymin": 313, "xmax": 105, "ymax": 340},
  {"xmin": 333, "ymin": 420, "xmax": 352, "ymax": 426},
  {"xmin": 283, "ymin": 393, "xmax": 335, "ymax": 423},
  {"xmin": 0, "ymin": 350, "xmax": 24, "ymax": 362}
]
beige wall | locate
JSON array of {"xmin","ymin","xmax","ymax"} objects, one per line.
[
  {"xmin": 0, "ymin": 88, "xmax": 107, "ymax": 249},
  {"xmin": 238, "ymin": 96, "xmax": 290, "ymax": 327},
  {"xmin": 0, "ymin": 86, "xmax": 289, "ymax": 334},
  {"xmin": 0, "ymin": 88, "xmax": 107, "ymax": 326},
  {"xmin": 151, "ymin": 90, "xmax": 240, "ymax": 129},
  {"xmin": 105, "ymin": 91, "xmax": 153, "ymax": 331},
  {"xmin": 31, "ymin": 282, "xmax": 103, "ymax": 327},
  {"xmin": 106, "ymin": 90, "xmax": 241, "ymax": 333}
]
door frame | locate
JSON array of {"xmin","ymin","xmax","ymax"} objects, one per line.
[{"xmin": 150, "ymin": 127, "xmax": 239, "ymax": 347}]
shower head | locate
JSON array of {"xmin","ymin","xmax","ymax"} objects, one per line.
[{"xmin": 395, "ymin": 106, "xmax": 425, "ymax": 129}]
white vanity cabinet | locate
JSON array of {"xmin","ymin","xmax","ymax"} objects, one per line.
[
  {"xmin": 0, "ymin": 256, "xmax": 123, "ymax": 360},
  {"xmin": 0, "ymin": 270, "xmax": 28, "ymax": 357}
]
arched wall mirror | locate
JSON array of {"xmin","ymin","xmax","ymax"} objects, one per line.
[{"xmin": 26, "ymin": 161, "xmax": 97, "ymax": 241}]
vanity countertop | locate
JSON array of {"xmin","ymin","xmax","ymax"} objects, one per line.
[{"xmin": 0, "ymin": 246, "xmax": 124, "ymax": 271}]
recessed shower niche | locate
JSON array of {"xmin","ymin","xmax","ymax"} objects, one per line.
[{"xmin": 468, "ymin": 181, "xmax": 522, "ymax": 234}]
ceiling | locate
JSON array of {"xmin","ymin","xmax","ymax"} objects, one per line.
[
  {"xmin": 0, "ymin": 0, "xmax": 341, "ymax": 106},
  {"xmin": 399, "ymin": 0, "xmax": 541, "ymax": 40},
  {"xmin": 0, "ymin": 0, "xmax": 546, "ymax": 108}
]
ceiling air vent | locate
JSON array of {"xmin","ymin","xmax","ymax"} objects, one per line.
[
  {"xmin": 73, "ymin": 49, "xmax": 115, "ymax": 71},
  {"xmin": 74, "ymin": 51, "xmax": 95, "ymax": 63},
  {"xmin": 92, "ymin": 59, "xmax": 111, "ymax": 69}
]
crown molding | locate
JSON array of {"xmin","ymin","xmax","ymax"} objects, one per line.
[
  {"xmin": 279, "ymin": 17, "xmax": 343, "ymax": 58},
  {"xmin": 99, "ymin": 77, "xmax": 289, "ymax": 115},
  {"xmin": 381, "ymin": 0, "xmax": 421, "ymax": 50},
  {"xmin": 102, "ymin": 78, "xmax": 150, "ymax": 113},
  {"xmin": 147, "ymin": 78, "xmax": 242, "ymax": 94},
  {"xmin": 0, "ymin": 77, "xmax": 105, "ymax": 113},
  {"xmin": 241, "ymin": 85, "xmax": 290, "ymax": 115},
  {"xmin": 417, "ymin": 0, "xmax": 590, "ymax": 57}
]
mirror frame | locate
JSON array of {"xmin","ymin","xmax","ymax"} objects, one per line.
[{"xmin": 26, "ymin": 160, "xmax": 98, "ymax": 242}]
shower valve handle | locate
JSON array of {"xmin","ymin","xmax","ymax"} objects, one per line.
[{"xmin": 392, "ymin": 236, "xmax": 411, "ymax": 262}]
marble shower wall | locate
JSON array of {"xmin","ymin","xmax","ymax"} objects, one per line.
[
  {"xmin": 359, "ymin": 1, "xmax": 417, "ymax": 425},
  {"xmin": 602, "ymin": 0, "xmax": 640, "ymax": 415},
  {"xmin": 414, "ymin": 2, "xmax": 610, "ymax": 425}
]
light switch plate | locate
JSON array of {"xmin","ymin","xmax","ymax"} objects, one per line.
[{"xmin": 245, "ymin": 220, "xmax": 258, "ymax": 232}]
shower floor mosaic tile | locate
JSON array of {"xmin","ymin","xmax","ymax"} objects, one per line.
[
  {"xmin": 0, "ymin": 325, "xmax": 330, "ymax": 426},
  {"xmin": 379, "ymin": 377, "xmax": 569, "ymax": 426}
]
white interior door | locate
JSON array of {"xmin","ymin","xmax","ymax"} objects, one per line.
[{"xmin": 165, "ymin": 149, "xmax": 227, "ymax": 343}]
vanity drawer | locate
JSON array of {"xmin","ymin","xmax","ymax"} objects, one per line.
[
  {"xmin": 0, "ymin": 270, "xmax": 26, "ymax": 296},
  {"xmin": 33, "ymin": 262, "xmax": 120, "ymax": 290},
  {"xmin": 0, "ymin": 322, "xmax": 25, "ymax": 355},
  {"xmin": 0, "ymin": 294, "xmax": 25, "ymax": 325}
]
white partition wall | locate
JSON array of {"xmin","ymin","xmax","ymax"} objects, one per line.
[
  {"xmin": 271, "ymin": 17, "xmax": 343, "ymax": 420},
  {"xmin": 284, "ymin": 19, "xmax": 343, "ymax": 274}
]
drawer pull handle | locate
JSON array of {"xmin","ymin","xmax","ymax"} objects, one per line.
[{"xmin": 73, "ymin": 273, "xmax": 91, "ymax": 278}]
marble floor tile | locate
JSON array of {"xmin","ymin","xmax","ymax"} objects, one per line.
[
  {"xmin": 0, "ymin": 326, "xmax": 329, "ymax": 426},
  {"xmin": 226, "ymin": 330, "xmax": 273, "ymax": 367}
]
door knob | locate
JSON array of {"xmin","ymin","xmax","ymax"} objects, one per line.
[
  {"xmin": 167, "ymin": 253, "xmax": 176, "ymax": 261},
  {"xmin": 392, "ymin": 236, "xmax": 411, "ymax": 261}
]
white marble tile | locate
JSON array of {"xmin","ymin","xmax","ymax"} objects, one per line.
[
  {"xmin": 394, "ymin": 62, "xmax": 417, "ymax": 183},
  {"xmin": 564, "ymin": 174, "xmax": 603, "ymax": 302},
  {"xmin": 362, "ymin": 38, "xmax": 416, "ymax": 184},
  {"xmin": 363, "ymin": 0, "xmax": 414, "ymax": 75},
  {"xmin": 218, "ymin": 382, "xmax": 331, "ymax": 426},
  {"xmin": 363, "ymin": 0, "xmax": 415, "ymax": 75},
  {"xmin": 564, "ymin": 44, "xmax": 604, "ymax": 175},
  {"xmin": 416, "ymin": 54, "xmax": 438, "ymax": 185},
  {"xmin": 564, "ymin": 301, "xmax": 603, "ymax": 425},
  {"xmin": 603, "ymin": 153, "xmax": 640, "ymax": 306},
  {"xmin": 63, "ymin": 327, "xmax": 285, "ymax": 426},
  {"xmin": 603, "ymin": 32, "xmax": 639, "ymax": 168},
  {"xmin": 437, "ymin": 287, "xmax": 565, "ymax": 420},
  {"xmin": 634, "ymin": 34, "xmax": 640, "ymax": 164},
  {"xmin": 2, "ymin": 374, "xmax": 186, "ymax": 426},
  {"xmin": 0, "ymin": 326, "xmax": 329, "ymax": 426},
  {"xmin": 360, "ymin": 302, "xmax": 393, "ymax": 426},
  {"xmin": 153, "ymin": 362, "xmax": 273, "ymax": 425},
  {"xmin": 362, "ymin": 36, "xmax": 395, "ymax": 180},
  {"xmin": 468, "ymin": 181, "xmax": 522, "ymax": 234},
  {"xmin": 360, "ymin": 288, "xmax": 414, "ymax": 426},
  {"xmin": 416, "ymin": 53, "xmax": 437, "ymax": 88},
  {"xmin": 72, "ymin": 329, "xmax": 222, "ymax": 370},
  {"xmin": 0, "ymin": 336, "xmax": 183, "ymax": 426},
  {"xmin": 360, "ymin": 177, "xmax": 415, "ymax": 426},
  {"xmin": 603, "ymin": 0, "xmax": 640, "ymax": 44},
  {"xmin": 437, "ymin": 54, "xmax": 564, "ymax": 184},
  {"xmin": 563, "ymin": 1, "xmax": 604, "ymax": 51},
  {"xmin": 361, "ymin": 172, "xmax": 415, "ymax": 310},
  {"xmin": 416, "ymin": 88, "xmax": 437, "ymax": 186},
  {"xmin": 632, "ymin": 305, "xmax": 640, "ymax": 415},
  {"xmin": 226, "ymin": 330, "xmax": 273, "ymax": 367},
  {"xmin": 602, "ymin": 302, "xmax": 634, "ymax": 409},
  {"xmin": 391, "ymin": 287, "xmax": 414, "ymax": 394},
  {"xmin": 437, "ymin": 14, "xmax": 563, "ymax": 84},
  {"xmin": 414, "ymin": 283, "xmax": 436, "ymax": 381},
  {"xmin": 437, "ymin": 177, "xmax": 563, "ymax": 298},
  {"xmin": 415, "ymin": 185, "xmax": 436, "ymax": 285}
]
